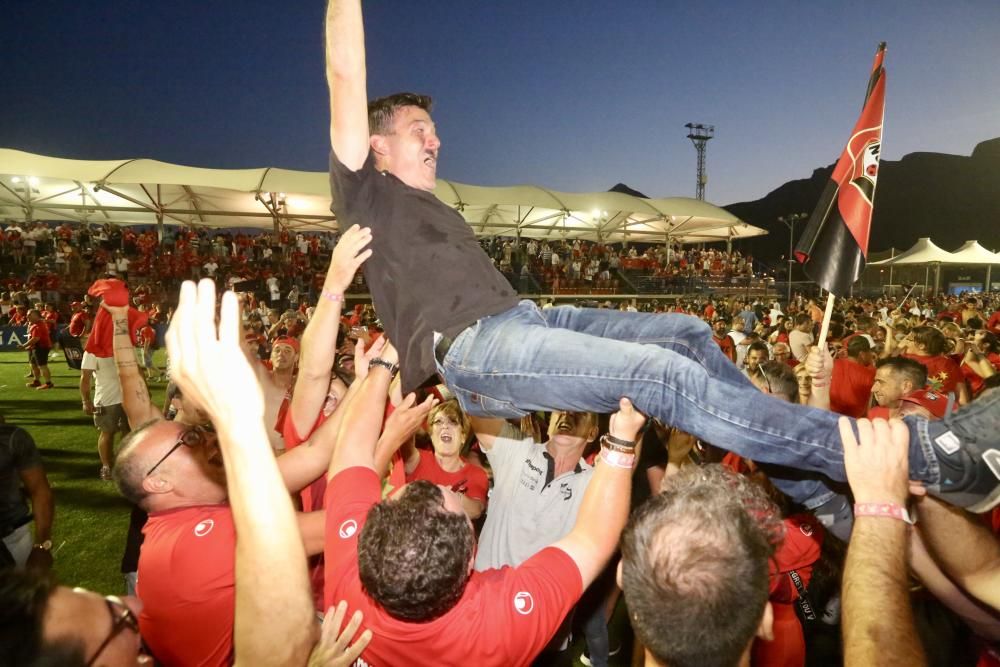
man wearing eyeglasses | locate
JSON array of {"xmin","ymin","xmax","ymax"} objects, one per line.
[{"xmin": 0, "ymin": 568, "xmax": 144, "ymax": 666}]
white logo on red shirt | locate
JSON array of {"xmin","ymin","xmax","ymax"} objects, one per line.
[
  {"xmin": 194, "ymin": 519, "xmax": 215, "ymax": 537},
  {"xmin": 339, "ymin": 519, "xmax": 358, "ymax": 539},
  {"xmin": 799, "ymin": 523, "xmax": 814, "ymax": 537},
  {"xmin": 514, "ymin": 591, "xmax": 534, "ymax": 615}
]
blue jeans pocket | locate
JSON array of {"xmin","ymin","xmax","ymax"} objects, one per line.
[{"xmin": 449, "ymin": 385, "xmax": 528, "ymax": 420}]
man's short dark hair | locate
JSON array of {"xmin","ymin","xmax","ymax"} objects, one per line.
[
  {"xmin": 358, "ymin": 480, "xmax": 474, "ymax": 622},
  {"xmin": 759, "ymin": 360, "xmax": 798, "ymax": 402},
  {"xmin": 621, "ymin": 465, "xmax": 782, "ymax": 667},
  {"xmin": 876, "ymin": 356, "xmax": 928, "ymax": 388},
  {"xmin": 846, "ymin": 335, "xmax": 872, "ymax": 358},
  {"xmin": 368, "ymin": 93, "xmax": 433, "ymax": 136},
  {"xmin": 747, "ymin": 341, "xmax": 769, "ymax": 358},
  {"xmin": 0, "ymin": 569, "xmax": 86, "ymax": 667},
  {"xmin": 793, "ymin": 313, "xmax": 811, "ymax": 327}
]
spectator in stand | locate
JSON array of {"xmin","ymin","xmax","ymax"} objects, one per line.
[
  {"xmin": 401, "ymin": 400, "xmax": 487, "ymax": 521},
  {"xmin": 19, "ymin": 310, "xmax": 54, "ymax": 390},
  {"xmin": 829, "ymin": 336, "xmax": 877, "ymax": 418}
]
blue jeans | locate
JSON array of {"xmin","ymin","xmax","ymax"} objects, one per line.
[{"xmin": 436, "ymin": 301, "xmax": 939, "ymax": 506}]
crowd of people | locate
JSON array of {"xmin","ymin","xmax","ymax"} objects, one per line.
[{"xmin": 4, "ymin": 2, "xmax": 1000, "ymax": 666}]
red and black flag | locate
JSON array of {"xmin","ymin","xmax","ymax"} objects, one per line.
[{"xmin": 794, "ymin": 42, "xmax": 886, "ymax": 295}]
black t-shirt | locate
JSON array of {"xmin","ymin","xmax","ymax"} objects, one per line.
[
  {"xmin": 0, "ymin": 425, "xmax": 41, "ymax": 531},
  {"xmin": 329, "ymin": 151, "xmax": 519, "ymax": 393}
]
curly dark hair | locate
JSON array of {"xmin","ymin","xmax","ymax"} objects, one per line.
[
  {"xmin": 358, "ymin": 480, "xmax": 474, "ymax": 621},
  {"xmin": 621, "ymin": 465, "xmax": 783, "ymax": 667},
  {"xmin": 368, "ymin": 92, "xmax": 433, "ymax": 136}
]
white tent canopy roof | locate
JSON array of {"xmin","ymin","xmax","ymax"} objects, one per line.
[
  {"xmin": 0, "ymin": 148, "xmax": 762, "ymax": 244},
  {"xmin": 869, "ymin": 237, "xmax": 956, "ymax": 265},
  {"xmin": 949, "ymin": 240, "xmax": 1000, "ymax": 264}
]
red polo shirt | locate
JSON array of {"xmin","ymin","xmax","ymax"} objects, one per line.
[
  {"xmin": 829, "ymin": 358, "xmax": 876, "ymax": 418},
  {"xmin": 27, "ymin": 321, "xmax": 52, "ymax": 349},
  {"xmin": 138, "ymin": 504, "xmax": 235, "ymax": 667},
  {"xmin": 406, "ymin": 451, "xmax": 489, "ymax": 506},
  {"xmin": 324, "ymin": 466, "xmax": 582, "ymax": 666}
]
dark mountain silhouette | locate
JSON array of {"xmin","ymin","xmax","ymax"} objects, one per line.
[
  {"xmin": 609, "ymin": 182, "xmax": 649, "ymax": 198},
  {"xmin": 721, "ymin": 137, "xmax": 1000, "ymax": 262}
]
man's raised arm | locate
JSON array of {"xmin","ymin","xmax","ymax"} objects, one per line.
[
  {"xmin": 326, "ymin": 0, "xmax": 370, "ymax": 168},
  {"xmin": 552, "ymin": 398, "xmax": 646, "ymax": 586},
  {"xmin": 106, "ymin": 303, "xmax": 161, "ymax": 428},
  {"xmin": 167, "ymin": 280, "xmax": 316, "ymax": 666}
]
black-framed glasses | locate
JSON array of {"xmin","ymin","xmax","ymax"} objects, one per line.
[
  {"xmin": 85, "ymin": 595, "xmax": 139, "ymax": 666},
  {"xmin": 145, "ymin": 425, "xmax": 210, "ymax": 477}
]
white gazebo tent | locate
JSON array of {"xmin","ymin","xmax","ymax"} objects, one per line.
[
  {"xmin": 949, "ymin": 241, "xmax": 1000, "ymax": 291},
  {"xmin": 869, "ymin": 237, "xmax": 956, "ymax": 294},
  {"xmin": 0, "ymin": 148, "xmax": 764, "ymax": 245}
]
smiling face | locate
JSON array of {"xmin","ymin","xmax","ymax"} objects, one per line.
[
  {"xmin": 371, "ymin": 105, "xmax": 440, "ymax": 191},
  {"xmin": 428, "ymin": 402, "xmax": 469, "ymax": 459},
  {"xmin": 872, "ymin": 366, "xmax": 908, "ymax": 408}
]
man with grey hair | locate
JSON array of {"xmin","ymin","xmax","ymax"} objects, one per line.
[{"xmin": 619, "ymin": 464, "xmax": 782, "ymax": 667}]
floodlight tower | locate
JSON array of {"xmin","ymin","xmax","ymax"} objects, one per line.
[{"xmin": 685, "ymin": 122, "xmax": 715, "ymax": 200}]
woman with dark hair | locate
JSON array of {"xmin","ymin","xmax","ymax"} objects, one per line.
[{"xmin": 900, "ymin": 326, "xmax": 970, "ymax": 404}]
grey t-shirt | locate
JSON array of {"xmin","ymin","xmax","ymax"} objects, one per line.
[
  {"xmin": 0, "ymin": 425, "xmax": 41, "ymax": 531},
  {"xmin": 475, "ymin": 423, "xmax": 593, "ymax": 571}
]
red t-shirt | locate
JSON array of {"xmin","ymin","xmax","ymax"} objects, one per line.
[
  {"xmin": 138, "ymin": 504, "xmax": 235, "ymax": 667},
  {"xmin": 713, "ymin": 334, "xmax": 736, "ymax": 362},
  {"xmin": 27, "ymin": 322, "xmax": 52, "ymax": 349},
  {"xmin": 988, "ymin": 311, "xmax": 1000, "ymax": 335},
  {"xmin": 829, "ymin": 358, "xmax": 876, "ymax": 418},
  {"xmin": 406, "ymin": 451, "xmax": 489, "ymax": 505},
  {"xmin": 138, "ymin": 324, "xmax": 156, "ymax": 347},
  {"xmin": 69, "ymin": 311, "xmax": 90, "ymax": 337},
  {"xmin": 903, "ymin": 353, "xmax": 965, "ymax": 395},
  {"xmin": 324, "ymin": 467, "xmax": 582, "ymax": 666}
]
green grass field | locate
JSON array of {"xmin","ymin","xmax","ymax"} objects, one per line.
[{"xmin": 1, "ymin": 348, "xmax": 168, "ymax": 594}]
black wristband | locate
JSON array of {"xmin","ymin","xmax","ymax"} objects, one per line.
[
  {"xmin": 369, "ymin": 358, "xmax": 399, "ymax": 377},
  {"xmin": 601, "ymin": 433, "xmax": 637, "ymax": 450}
]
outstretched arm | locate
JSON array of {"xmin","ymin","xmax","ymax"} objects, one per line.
[
  {"xmin": 288, "ymin": 225, "xmax": 371, "ymax": 438},
  {"xmin": 916, "ymin": 495, "xmax": 1000, "ymax": 611},
  {"xmin": 839, "ymin": 418, "xmax": 926, "ymax": 666},
  {"xmin": 105, "ymin": 304, "xmax": 160, "ymax": 428},
  {"xmin": 326, "ymin": 0, "xmax": 370, "ymax": 168},
  {"xmin": 167, "ymin": 280, "xmax": 316, "ymax": 666},
  {"xmin": 552, "ymin": 398, "xmax": 645, "ymax": 587}
]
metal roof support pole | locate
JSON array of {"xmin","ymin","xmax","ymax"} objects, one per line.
[{"xmin": 156, "ymin": 185, "xmax": 164, "ymax": 243}]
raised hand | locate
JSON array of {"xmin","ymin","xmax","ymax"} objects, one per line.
[
  {"xmin": 839, "ymin": 417, "xmax": 910, "ymax": 505},
  {"xmin": 165, "ymin": 279, "xmax": 265, "ymax": 426},
  {"xmin": 326, "ymin": 225, "xmax": 373, "ymax": 293},
  {"xmin": 608, "ymin": 397, "xmax": 646, "ymax": 443},
  {"xmin": 353, "ymin": 335, "xmax": 386, "ymax": 382},
  {"xmin": 379, "ymin": 392, "xmax": 438, "ymax": 453}
]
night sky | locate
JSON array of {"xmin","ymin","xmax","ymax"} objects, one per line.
[{"xmin": 3, "ymin": 0, "xmax": 998, "ymax": 206}]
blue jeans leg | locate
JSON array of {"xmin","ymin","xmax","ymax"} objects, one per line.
[{"xmin": 438, "ymin": 302, "xmax": 936, "ymax": 505}]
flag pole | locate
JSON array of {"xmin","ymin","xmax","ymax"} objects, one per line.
[{"xmin": 816, "ymin": 292, "xmax": 836, "ymax": 350}]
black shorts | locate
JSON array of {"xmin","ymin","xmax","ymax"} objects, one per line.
[{"xmin": 30, "ymin": 347, "xmax": 50, "ymax": 366}]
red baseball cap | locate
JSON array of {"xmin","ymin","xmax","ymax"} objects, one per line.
[
  {"xmin": 272, "ymin": 337, "xmax": 300, "ymax": 354},
  {"xmin": 899, "ymin": 389, "xmax": 951, "ymax": 420}
]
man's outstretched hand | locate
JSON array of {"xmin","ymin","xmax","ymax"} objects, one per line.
[
  {"xmin": 609, "ymin": 397, "xmax": 646, "ymax": 443},
  {"xmin": 166, "ymin": 280, "xmax": 264, "ymax": 425},
  {"xmin": 839, "ymin": 417, "xmax": 910, "ymax": 505},
  {"xmin": 325, "ymin": 225, "xmax": 373, "ymax": 293}
]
